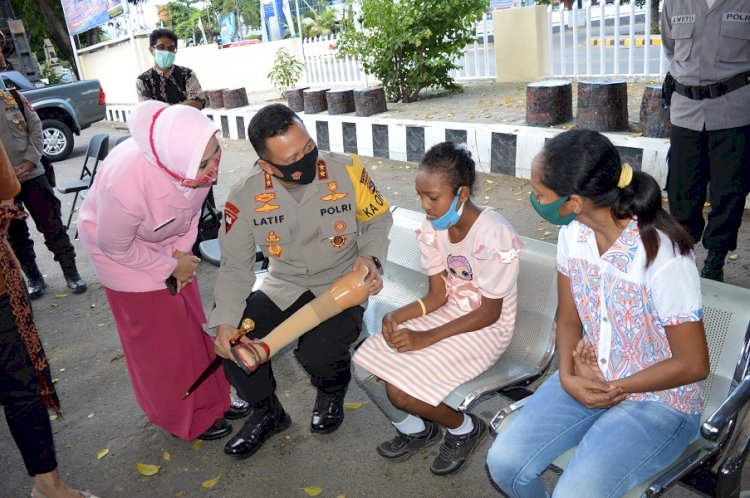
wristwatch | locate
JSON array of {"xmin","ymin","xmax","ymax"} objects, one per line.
[{"xmin": 370, "ymin": 256, "xmax": 384, "ymax": 275}]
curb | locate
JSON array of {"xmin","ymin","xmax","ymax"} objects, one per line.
[
  {"xmin": 591, "ymin": 35, "xmax": 662, "ymax": 47},
  {"xmin": 104, "ymin": 103, "xmax": 750, "ymax": 209}
]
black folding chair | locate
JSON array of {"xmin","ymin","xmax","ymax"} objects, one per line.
[{"xmin": 57, "ymin": 133, "xmax": 109, "ymax": 230}]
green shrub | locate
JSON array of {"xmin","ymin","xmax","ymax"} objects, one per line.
[
  {"xmin": 337, "ymin": 0, "xmax": 486, "ymax": 103},
  {"xmin": 267, "ymin": 47, "xmax": 305, "ymax": 98}
]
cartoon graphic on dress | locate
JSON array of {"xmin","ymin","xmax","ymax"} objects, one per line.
[{"xmin": 447, "ymin": 254, "xmax": 473, "ymax": 280}]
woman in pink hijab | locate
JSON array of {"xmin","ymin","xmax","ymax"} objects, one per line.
[{"xmin": 78, "ymin": 101, "xmax": 232, "ymax": 441}]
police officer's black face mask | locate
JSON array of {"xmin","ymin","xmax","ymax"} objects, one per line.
[{"xmin": 264, "ymin": 146, "xmax": 319, "ymax": 185}]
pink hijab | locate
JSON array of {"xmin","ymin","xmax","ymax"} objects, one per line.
[{"xmin": 129, "ymin": 101, "xmax": 220, "ymax": 193}]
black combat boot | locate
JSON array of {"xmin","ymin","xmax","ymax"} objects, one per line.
[
  {"xmin": 23, "ymin": 262, "xmax": 46, "ymax": 300},
  {"xmin": 701, "ymin": 250, "xmax": 727, "ymax": 282},
  {"xmin": 61, "ymin": 261, "xmax": 87, "ymax": 294}
]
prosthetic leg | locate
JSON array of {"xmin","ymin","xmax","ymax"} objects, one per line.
[{"xmin": 232, "ymin": 266, "xmax": 370, "ymax": 374}]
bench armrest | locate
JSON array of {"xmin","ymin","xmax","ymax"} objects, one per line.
[
  {"xmin": 702, "ymin": 375, "xmax": 750, "ymax": 441},
  {"xmin": 490, "ymin": 397, "xmax": 529, "ymax": 433}
]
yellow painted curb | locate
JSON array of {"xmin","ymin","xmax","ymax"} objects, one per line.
[{"xmin": 590, "ymin": 36, "xmax": 662, "ymax": 47}]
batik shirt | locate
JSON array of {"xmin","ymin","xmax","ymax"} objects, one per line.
[
  {"xmin": 557, "ymin": 219, "xmax": 704, "ymax": 414},
  {"xmin": 135, "ymin": 65, "xmax": 205, "ymax": 107}
]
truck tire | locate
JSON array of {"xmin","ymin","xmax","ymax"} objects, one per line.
[{"xmin": 42, "ymin": 119, "xmax": 74, "ymax": 161}]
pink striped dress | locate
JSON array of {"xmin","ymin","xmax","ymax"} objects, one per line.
[{"xmin": 353, "ymin": 209, "xmax": 523, "ymax": 407}]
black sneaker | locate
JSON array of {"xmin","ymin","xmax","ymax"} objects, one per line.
[
  {"xmin": 310, "ymin": 388, "xmax": 347, "ymax": 435},
  {"xmin": 376, "ymin": 420, "xmax": 441, "ymax": 461},
  {"xmin": 701, "ymin": 250, "xmax": 727, "ymax": 282},
  {"xmin": 430, "ymin": 414, "xmax": 488, "ymax": 476}
]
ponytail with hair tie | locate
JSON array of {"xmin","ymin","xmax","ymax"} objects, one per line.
[{"xmin": 617, "ymin": 163, "xmax": 633, "ymax": 189}]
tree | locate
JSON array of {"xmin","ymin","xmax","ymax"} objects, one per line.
[
  {"xmin": 337, "ymin": 0, "xmax": 486, "ymax": 103},
  {"xmin": 11, "ymin": 0, "xmax": 77, "ymax": 74}
]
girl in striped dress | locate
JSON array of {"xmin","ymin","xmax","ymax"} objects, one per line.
[{"xmin": 353, "ymin": 142, "xmax": 523, "ymax": 476}]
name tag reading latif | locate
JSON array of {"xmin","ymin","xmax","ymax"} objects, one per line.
[{"xmin": 154, "ymin": 217, "xmax": 176, "ymax": 231}]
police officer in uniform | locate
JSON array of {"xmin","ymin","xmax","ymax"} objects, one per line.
[
  {"xmin": 0, "ymin": 88, "xmax": 86, "ymax": 298},
  {"xmin": 211, "ymin": 104, "xmax": 392, "ymax": 460},
  {"xmin": 661, "ymin": 0, "xmax": 750, "ymax": 281}
]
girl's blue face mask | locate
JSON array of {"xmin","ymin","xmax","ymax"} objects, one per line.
[
  {"xmin": 430, "ymin": 188, "xmax": 465, "ymax": 230},
  {"xmin": 529, "ymin": 192, "xmax": 577, "ymax": 226}
]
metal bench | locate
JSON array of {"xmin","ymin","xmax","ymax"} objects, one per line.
[
  {"xmin": 489, "ymin": 253, "xmax": 750, "ymax": 497},
  {"xmin": 200, "ymin": 206, "xmax": 558, "ymax": 410},
  {"xmin": 359, "ymin": 207, "xmax": 557, "ymax": 412}
]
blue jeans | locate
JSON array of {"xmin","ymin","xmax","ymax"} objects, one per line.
[{"xmin": 486, "ymin": 372, "xmax": 700, "ymax": 498}]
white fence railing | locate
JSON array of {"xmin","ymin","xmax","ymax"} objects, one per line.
[
  {"xmin": 547, "ymin": 0, "xmax": 668, "ymax": 78},
  {"xmin": 302, "ymin": 3, "xmax": 668, "ymax": 88},
  {"xmin": 302, "ymin": 15, "xmax": 496, "ymax": 87}
]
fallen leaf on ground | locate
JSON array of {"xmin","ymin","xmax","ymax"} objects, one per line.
[
  {"xmin": 728, "ymin": 254, "xmax": 739, "ymax": 261},
  {"xmin": 51, "ymin": 378, "xmax": 59, "ymax": 383},
  {"xmin": 175, "ymin": 492, "xmax": 185, "ymax": 497},
  {"xmin": 87, "ymin": 413, "xmax": 95, "ymax": 419},
  {"xmin": 344, "ymin": 402, "xmax": 363, "ymax": 410},
  {"xmin": 49, "ymin": 414, "xmax": 58, "ymax": 421},
  {"xmin": 302, "ymin": 486, "xmax": 323, "ymax": 496},
  {"xmin": 59, "ymin": 368, "xmax": 66, "ymax": 372},
  {"xmin": 192, "ymin": 439, "xmax": 203, "ymax": 451},
  {"xmin": 55, "ymin": 293, "xmax": 69, "ymax": 298},
  {"xmin": 136, "ymin": 462, "xmax": 160, "ymax": 476},
  {"xmin": 201, "ymin": 471, "xmax": 222, "ymax": 488},
  {"xmin": 163, "ymin": 451, "xmax": 171, "ymax": 461},
  {"xmin": 97, "ymin": 448, "xmax": 109, "ymax": 459}
]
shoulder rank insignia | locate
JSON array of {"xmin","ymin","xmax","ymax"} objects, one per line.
[
  {"xmin": 255, "ymin": 192, "xmax": 280, "ymax": 212},
  {"xmin": 317, "ymin": 159, "xmax": 329, "ymax": 180},
  {"xmin": 321, "ymin": 181, "xmax": 348, "ymax": 202},
  {"xmin": 263, "ymin": 171, "xmax": 274, "ymax": 190}
]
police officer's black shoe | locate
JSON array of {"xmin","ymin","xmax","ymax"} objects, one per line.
[
  {"xmin": 310, "ymin": 388, "xmax": 347, "ymax": 435},
  {"xmin": 224, "ymin": 398, "xmax": 251, "ymax": 420},
  {"xmin": 64, "ymin": 272, "xmax": 88, "ymax": 294},
  {"xmin": 23, "ymin": 263, "xmax": 46, "ymax": 300},
  {"xmin": 224, "ymin": 396, "xmax": 291, "ymax": 460},
  {"xmin": 377, "ymin": 420, "xmax": 441, "ymax": 461},
  {"xmin": 197, "ymin": 417, "xmax": 232, "ymax": 441},
  {"xmin": 27, "ymin": 276, "xmax": 47, "ymax": 300},
  {"xmin": 701, "ymin": 251, "xmax": 726, "ymax": 282},
  {"xmin": 430, "ymin": 414, "xmax": 488, "ymax": 476}
]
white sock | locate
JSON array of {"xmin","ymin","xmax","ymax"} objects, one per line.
[
  {"xmin": 447, "ymin": 414, "xmax": 474, "ymax": 436},
  {"xmin": 392, "ymin": 414, "xmax": 426, "ymax": 435}
]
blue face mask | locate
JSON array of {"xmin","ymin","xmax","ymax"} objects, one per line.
[
  {"xmin": 154, "ymin": 50, "xmax": 176, "ymax": 69},
  {"xmin": 430, "ymin": 189, "xmax": 465, "ymax": 230},
  {"xmin": 529, "ymin": 192, "xmax": 577, "ymax": 226}
]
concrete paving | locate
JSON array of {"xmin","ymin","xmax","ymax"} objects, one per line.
[{"xmin": 1, "ymin": 95, "xmax": 748, "ymax": 498}]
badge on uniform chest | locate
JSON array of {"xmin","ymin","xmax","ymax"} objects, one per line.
[{"xmin": 255, "ymin": 192, "xmax": 280, "ymax": 212}]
